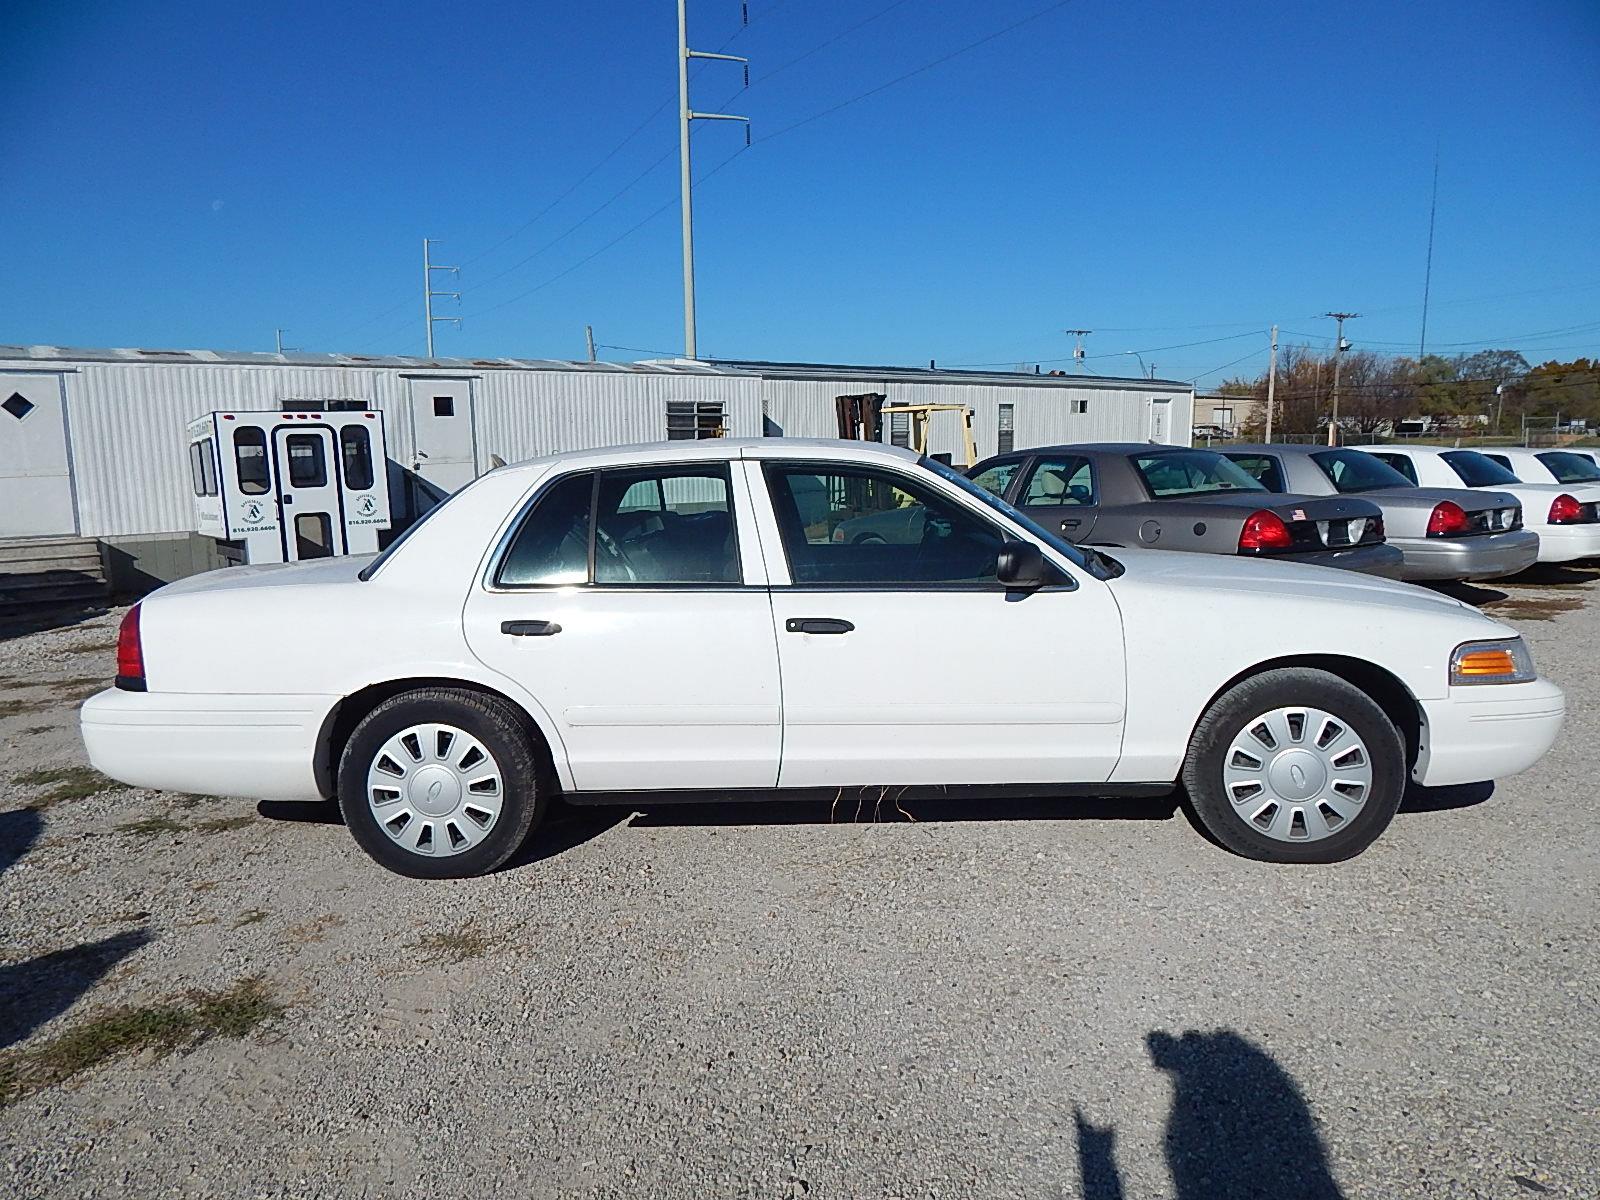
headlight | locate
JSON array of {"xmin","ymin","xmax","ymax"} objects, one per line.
[{"xmin": 1450, "ymin": 637, "xmax": 1536, "ymax": 686}]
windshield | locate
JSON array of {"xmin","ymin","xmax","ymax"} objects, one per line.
[
  {"xmin": 1310, "ymin": 448, "xmax": 1412, "ymax": 493},
  {"xmin": 1440, "ymin": 450, "xmax": 1521, "ymax": 487},
  {"xmin": 1537, "ymin": 451, "xmax": 1600, "ymax": 484},
  {"xmin": 1132, "ymin": 450, "xmax": 1267, "ymax": 499},
  {"xmin": 921, "ymin": 456, "xmax": 1093, "ymax": 571}
]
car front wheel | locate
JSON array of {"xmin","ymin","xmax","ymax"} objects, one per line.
[
  {"xmin": 338, "ymin": 687, "xmax": 545, "ymax": 878},
  {"xmin": 1181, "ymin": 668, "xmax": 1406, "ymax": 863}
]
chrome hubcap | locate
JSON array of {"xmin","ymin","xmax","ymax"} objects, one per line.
[
  {"xmin": 366, "ymin": 723, "xmax": 504, "ymax": 857},
  {"xmin": 1222, "ymin": 706, "xmax": 1372, "ymax": 842}
]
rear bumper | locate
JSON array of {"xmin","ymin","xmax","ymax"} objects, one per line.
[
  {"xmin": 1277, "ymin": 542, "xmax": 1407, "ymax": 577},
  {"xmin": 1534, "ymin": 522, "xmax": 1600, "ymax": 563},
  {"xmin": 1413, "ymin": 677, "xmax": 1566, "ymax": 788},
  {"xmin": 80, "ymin": 688, "xmax": 334, "ymax": 802},
  {"xmin": 1390, "ymin": 529, "xmax": 1541, "ymax": 581}
]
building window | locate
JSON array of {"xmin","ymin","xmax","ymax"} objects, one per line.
[
  {"xmin": 667, "ymin": 400, "xmax": 726, "ymax": 440},
  {"xmin": 997, "ymin": 403, "xmax": 1015, "ymax": 454},
  {"xmin": 340, "ymin": 425, "xmax": 375, "ymax": 491},
  {"xmin": 433, "ymin": 395, "xmax": 455, "ymax": 417},
  {"xmin": 888, "ymin": 411, "xmax": 910, "ymax": 448},
  {"xmin": 3, "ymin": 391, "xmax": 34, "ymax": 420},
  {"xmin": 234, "ymin": 427, "xmax": 270, "ymax": 495},
  {"xmin": 1216, "ymin": 406, "xmax": 1234, "ymax": 428},
  {"xmin": 1071, "ymin": 398, "xmax": 1089, "ymax": 415}
]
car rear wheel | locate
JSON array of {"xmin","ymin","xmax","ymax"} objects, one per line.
[
  {"xmin": 1181, "ymin": 668, "xmax": 1405, "ymax": 863},
  {"xmin": 338, "ymin": 687, "xmax": 545, "ymax": 878}
]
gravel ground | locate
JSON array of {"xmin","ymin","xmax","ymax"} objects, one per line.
[{"xmin": 1, "ymin": 568, "xmax": 1597, "ymax": 1200}]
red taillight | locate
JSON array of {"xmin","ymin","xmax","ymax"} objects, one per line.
[
  {"xmin": 115, "ymin": 604, "xmax": 146, "ymax": 692},
  {"xmin": 1548, "ymin": 493, "xmax": 1587, "ymax": 525},
  {"xmin": 1426, "ymin": 500, "xmax": 1472, "ymax": 537},
  {"xmin": 1238, "ymin": 510, "xmax": 1293, "ymax": 552}
]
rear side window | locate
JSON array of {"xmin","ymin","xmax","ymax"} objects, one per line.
[
  {"xmin": 969, "ymin": 460, "xmax": 1021, "ymax": 498},
  {"xmin": 1441, "ymin": 450, "xmax": 1519, "ymax": 487},
  {"xmin": 1310, "ymin": 449, "xmax": 1410, "ymax": 493},
  {"xmin": 1132, "ymin": 451, "xmax": 1264, "ymax": 499},
  {"xmin": 234, "ymin": 427, "xmax": 270, "ymax": 495},
  {"xmin": 1226, "ymin": 455, "xmax": 1286, "ymax": 492},
  {"xmin": 497, "ymin": 472, "xmax": 594, "ymax": 587},
  {"xmin": 340, "ymin": 425, "xmax": 375, "ymax": 491},
  {"xmin": 1020, "ymin": 456, "xmax": 1095, "ymax": 506},
  {"xmin": 1536, "ymin": 451, "xmax": 1600, "ymax": 483},
  {"xmin": 1370, "ymin": 452, "xmax": 1418, "ymax": 484}
]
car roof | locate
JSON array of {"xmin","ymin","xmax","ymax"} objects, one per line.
[
  {"xmin": 1221, "ymin": 443, "xmax": 1339, "ymax": 457},
  {"xmin": 994, "ymin": 442, "xmax": 1196, "ymax": 457},
  {"xmin": 491, "ymin": 437, "xmax": 920, "ymax": 477}
]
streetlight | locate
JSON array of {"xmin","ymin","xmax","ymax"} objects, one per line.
[{"xmin": 1124, "ymin": 351, "xmax": 1155, "ymax": 379}]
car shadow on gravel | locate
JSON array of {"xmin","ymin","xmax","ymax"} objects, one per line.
[
  {"xmin": 1400, "ymin": 780, "xmax": 1494, "ymax": 814},
  {"xmin": 1076, "ymin": 1029, "xmax": 1345, "ymax": 1199},
  {"xmin": 0, "ymin": 807, "xmax": 44, "ymax": 877},
  {"xmin": 0, "ymin": 927, "xmax": 152, "ymax": 1050},
  {"xmin": 628, "ymin": 792, "xmax": 1181, "ymax": 830}
]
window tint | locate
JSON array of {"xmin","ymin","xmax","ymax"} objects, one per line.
[
  {"xmin": 594, "ymin": 468, "xmax": 738, "ymax": 584},
  {"xmin": 497, "ymin": 473, "xmax": 594, "ymax": 586},
  {"xmin": 284, "ymin": 434, "xmax": 327, "ymax": 487},
  {"xmin": 234, "ymin": 427, "xmax": 270, "ymax": 495},
  {"xmin": 199, "ymin": 438, "xmax": 218, "ymax": 496},
  {"xmin": 970, "ymin": 459, "xmax": 1021, "ymax": 498},
  {"xmin": 1371, "ymin": 452, "xmax": 1418, "ymax": 484},
  {"xmin": 1132, "ymin": 451, "xmax": 1265, "ymax": 499},
  {"xmin": 1309, "ymin": 448, "xmax": 1410, "ymax": 493},
  {"xmin": 1225, "ymin": 454, "xmax": 1286, "ymax": 492},
  {"xmin": 189, "ymin": 441, "xmax": 206, "ymax": 497},
  {"xmin": 764, "ymin": 464, "xmax": 1004, "ymax": 585},
  {"xmin": 1440, "ymin": 450, "xmax": 1520, "ymax": 486},
  {"xmin": 996, "ymin": 403, "xmax": 1015, "ymax": 454},
  {"xmin": 1537, "ymin": 451, "xmax": 1600, "ymax": 483},
  {"xmin": 340, "ymin": 425, "xmax": 375, "ymax": 490},
  {"xmin": 1484, "ymin": 453, "xmax": 1513, "ymax": 472},
  {"xmin": 1021, "ymin": 456, "xmax": 1094, "ymax": 506}
]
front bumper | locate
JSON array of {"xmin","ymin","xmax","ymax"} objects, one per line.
[
  {"xmin": 1534, "ymin": 522, "xmax": 1600, "ymax": 564},
  {"xmin": 1391, "ymin": 529, "xmax": 1541, "ymax": 581},
  {"xmin": 80, "ymin": 688, "xmax": 334, "ymax": 802},
  {"xmin": 1413, "ymin": 677, "xmax": 1566, "ymax": 788},
  {"xmin": 1277, "ymin": 542, "xmax": 1407, "ymax": 578}
]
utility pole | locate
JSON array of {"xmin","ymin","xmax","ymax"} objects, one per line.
[
  {"xmin": 422, "ymin": 237, "xmax": 461, "ymax": 358},
  {"xmin": 1264, "ymin": 324, "xmax": 1279, "ymax": 443},
  {"xmin": 585, "ymin": 325, "xmax": 597, "ymax": 363},
  {"xmin": 678, "ymin": 0, "xmax": 750, "ymax": 360},
  {"xmin": 1065, "ymin": 329, "xmax": 1092, "ymax": 372},
  {"xmin": 1419, "ymin": 147, "xmax": 1440, "ymax": 360},
  {"xmin": 1324, "ymin": 312, "xmax": 1359, "ymax": 446}
]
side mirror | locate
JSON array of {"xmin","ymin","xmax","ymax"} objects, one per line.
[{"xmin": 996, "ymin": 540, "xmax": 1047, "ymax": 589}]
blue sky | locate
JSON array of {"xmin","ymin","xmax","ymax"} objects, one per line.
[{"xmin": 4, "ymin": 0, "xmax": 1598, "ymax": 382}]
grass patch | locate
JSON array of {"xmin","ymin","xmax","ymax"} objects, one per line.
[
  {"xmin": 21, "ymin": 724, "xmax": 54, "ymax": 736},
  {"xmin": 283, "ymin": 914, "xmax": 344, "ymax": 945},
  {"xmin": 115, "ymin": 813, "xmax": 255, "ymax": 838},
  {"xmin": 232, "ymin": 908, "xmax": 269, "ymax": 929},
  {"xmin": 166, "ymin": 793, "xmax": 219, "ymax": 809},
  {"xmin": 13, "ymin": 765, "xmax": 122, "ymax": 807},
  {"xmin": 411, "ymin": 922, "xmax": 501, "ymax": 964},
  {"xmin": 190, "ymin": 815, "xmax": 254, "ymax": 833},
  {"xmin": 0, "ymin": 976, "xmax": 284, "ymax": 1108}
]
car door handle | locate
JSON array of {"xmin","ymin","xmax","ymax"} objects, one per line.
[
  {"xmin": 1061, "ymin": 517, "xmax": 1082, "ymax": 529},
  {"xmin": 281, "ymin": 494, "xmax": 293, "ymax": 505},
  {"xmin": 501, "ymin": 620, "xmax": 562, "ymax": 637},
  {"xmin": 785, "ymin": 617, "xmax": 854, "ymax": 635}
]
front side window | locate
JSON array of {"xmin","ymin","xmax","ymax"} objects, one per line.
[
  {"xmin": 1310, "ymin": 448, "xmax": 1410, "ymax": 493},
  {"xmin": 1225, "ymin": 454, "xmax": 1286, "ymax": 493},
  {"xmin": 340, "ymin": 425, "xmax": 375, "ymax": 491},
  {"xmin": 764, "ymin": 463, "xmax": 1005, "ymax": 585},
  {"xmin": 1132, "ymin": 450, "xmax": 1265, "ymax": 499},
  {"xmin": 234, "ymin": 427, "xmax": 270, "ymax": 495},
  {"xmin": 1536, "ymin": 451, "xmax": 1600, "ymax": 484},
  {"xmin": 970, "ymin": 459, "xmax": 1022, "ymax": 498},
  {"xmin": 285, "ymin": 434, "xmax": 327, "ymax": 487},
  {"xmin": 1441, "ymin": 450, "xmax": 1519, "ymax": 487},
  {"xmin": 1020, "ymin": 456, "xmax": 1094, "ymax": 506},
  {"xmin": 1370, "ymin": 452, "xmax": 1418, "ymax": 484}
]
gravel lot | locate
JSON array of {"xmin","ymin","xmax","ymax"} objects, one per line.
[{"xmin": 1, "ymin": 567, "xmax": 1597, "ymax": 1199}]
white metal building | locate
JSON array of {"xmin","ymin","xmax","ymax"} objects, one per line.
[{"xmin": 0, "ymin": 344, "xmax": 1192, "ymax": 554}]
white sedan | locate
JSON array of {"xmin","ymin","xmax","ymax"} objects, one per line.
[
  {"xmin": 82, "ymin": 439, "xmax": 1565, "ymax": 877},
  {"xmin": 1358, "ymin": 444, "xmax": 1600, "ymax": 563}
]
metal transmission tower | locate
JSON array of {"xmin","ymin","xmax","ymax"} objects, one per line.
[
  {"xmin": 1064, "ymin": 329, "xmax": 1092, "ymax": 372},
  {"xmin": 422, "ymin": 238, "xmax": 462, "ymax": 358},
  {"xmin": 1323, "ymin": 312, "xmax": 1359, "ymax": 446},
  {"xmin": 677, "ymin": 0, "xmax": 750, "ymax": 359}
]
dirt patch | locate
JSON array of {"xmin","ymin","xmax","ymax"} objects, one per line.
[
  {"xmin": 283, "ymin": 914, "xmax": 344, "ymax": 946},
  {"xmin": 1484, "ymin": 595, "xmax": 1586, "ymax": 622},
  {"xmin": 115, "ymin": 813, "xmax": 256, "ymax": 839},
  {"xmin": 410, "ymin": 921, "xmax": 505, "ymax": 964}
]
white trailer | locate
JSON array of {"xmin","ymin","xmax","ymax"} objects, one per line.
[{"xmin": 185, "ymin": 408, "xmax": 392, "ymax": 563}]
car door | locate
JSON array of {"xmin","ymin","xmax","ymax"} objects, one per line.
[
  {"xmin": 748, "ymin": 456, "xmax": 1126, "ymax": 788},
  {"xmin": 462, "ymin": 461, "xmax": 781, "ymax": 792},
  {"xmin": 272, "ymin": 425, "xmax": 347, "ymax": 559},
  {"xmin": 1011, "ymin": 453, "xmax": 1100, "ymax": 543}
]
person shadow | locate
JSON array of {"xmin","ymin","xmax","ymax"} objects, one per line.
[{"xmin": 1077, "ymin": 1029, "xmax": 1344, "ymax": 1199}]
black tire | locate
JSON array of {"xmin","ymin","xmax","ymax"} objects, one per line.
[
  {"xmin": 1180, "ymin": 668, "xmax": 1405, "ymax": 864},
  {"xmin": 337, "ymin": 687, "xmax": 546, "ymax": 879}
]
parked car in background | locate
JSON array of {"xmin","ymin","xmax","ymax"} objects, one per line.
[
  {"xmin": 967, "ymin": 444, "xmax": 1405, "ymax": 576},
  {"xmin": 1481, "ymin": 446, "xmax": 1600, "ymax": 488},
  {"xmin": 1357, "ymin": 445, "xmax": 1600, "ymax": 564},
  {"xmin": 83, "ymin": 439, "xmax": 1564, "ymax": 876},
  {"xmin": 1218, "ymin": 444, "xmax": 1537, "ymax": 582}
]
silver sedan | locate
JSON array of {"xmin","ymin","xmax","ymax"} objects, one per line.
[{"xmin": 1220, "ymin": 444, "xmax": 1539, "ymax": 582}]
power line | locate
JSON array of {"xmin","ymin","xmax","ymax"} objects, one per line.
[{"xmin": 1190, "ymin": 347, "xmax": 1267, "ymax": 383}]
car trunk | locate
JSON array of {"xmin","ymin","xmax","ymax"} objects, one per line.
[
  {"xmin": 1186, "ymin": 491, "xmax": 1386, "ymax": 556},
  {"xmin": 1362, "ymin": 486, "xmax": 1523, "ymax": 535}
]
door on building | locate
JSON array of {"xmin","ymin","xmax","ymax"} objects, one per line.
[
  {"xmin": 408, "ymin": 378, "xmax": 478, "ymax": 493},
  {"xmin": 272, "ymin": 426, "xmax": 346, "ymax": 560},
  {"xmin": 1149, "ymin": 397, "xmax": 1172, "ymax": 443},
  {"xmin": 0, "ymin": 373, "xmax": 75, "ymax": 537}
]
